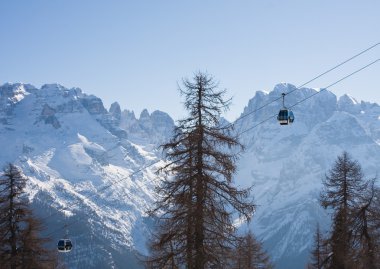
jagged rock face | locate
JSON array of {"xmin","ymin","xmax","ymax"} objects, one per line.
[
  {"xmin": 41, "ymin": 104, "xmax": 61, "ymax": 129},
  {"xmin": 119, "ymin": 108, "xmax": 175, "ymax": 145},
  {"xmin": 109, "ymin": 102, "xmax": 122, "ymax": 121},
  {"xmin": 0, "ymin": 83, "xmax": 36, "ymax": 124},
  {"xmin": 150, "ymin": 110, "xmax": 176, "ymax": 139},
  {"xmin": 337, "ymin": 94, "xmax": 380, "ymax": 142},
  {"xmin": 338, "ymin": 94, "xmax": 361, "ymax": 113},
  {"xmin": 80, "ymin": 95, "xmax": 107, "ymax": 115},
  {"xmin": 119, "ymin": 110, "xmax": 137, "ymax": 130}
]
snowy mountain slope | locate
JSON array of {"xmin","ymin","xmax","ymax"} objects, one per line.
[
  {"xmin": 234, "ymin": 83, "xmax": 380, "ymax": 268},
  {"xmin": 0, "ymin": 83, "xmax": 174, "ymax": 268}
]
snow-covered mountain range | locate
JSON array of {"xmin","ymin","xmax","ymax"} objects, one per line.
[
  {"xmin": 234, "ymin": 83, "xmax": 380, "ymax": 268},
  {"xmin": 0, "ymin": 82, "xmax": 379, "ymax": 268}
]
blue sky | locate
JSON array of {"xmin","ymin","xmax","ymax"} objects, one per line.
[{"xmin": 1, "ymin": 1, "xmax": 379, "ymax": 121}]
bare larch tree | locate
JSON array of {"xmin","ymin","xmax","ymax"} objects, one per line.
[
  {"xmin": 232, "ymin": 230, "xmax": 273, "ymax": 269},
  {"xmin": 319, "ymin": 152, "xmax": 378, "ymax": 269},
  {"xmin": 0, "ymin": 163, "xmax": 53, "ymax": 268},
  {"xmin": 307, "ymin": 223, "xmax": 329, "ymax": 269},
  {"xmin": 147, "ymin": 72, "xmax": 254, "ymax": 269},
  {"xmin": 350, "ymin": 179, "xmax": 380, "ymax": 269}
]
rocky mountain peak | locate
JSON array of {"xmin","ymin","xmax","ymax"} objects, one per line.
[
  {"xmin": 109, "ymin": 102, "xmax": 121, "ymax": 121},
  {"xmin": 139, "ymin": 108, "xmax": 150, "ymax": 120}
]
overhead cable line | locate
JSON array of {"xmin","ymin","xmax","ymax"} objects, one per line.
[
  {"xmin": 44, "ymin": 159, "xmax": 162, "ymax": 238},
  {"xmin": 45, "ymin": 155, "xmax": 189, "ymax": 237},
  {"xmin": 47, "ymin": 58, "xmax": 379, "ymax": 240},
  {"xmin": 46, "ymin": 42, "xmax": 379, "ymax": 221},
  {"xmin": 232, "ymin": 42, "xmax": 379, "ymax": 125},
  {"xmin": 238, "ymin": 58, "xmax": 379, "ymax": 136},
  {"xmin": 41, "ymin": 158, "xmax": 161, "ymax": 224},
  {"xmin": 44, "ymin": 43, "xmax": 379, "ymax": 238}
]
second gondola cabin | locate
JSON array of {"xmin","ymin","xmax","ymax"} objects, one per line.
[
  {"xmin": 277, "ymin": 109, "xmax": 294, "ymax": 125},
  {"xmin": 277, "ymin": 93, "xmax": 295, "ymax": 125},
  {"xmin": 57, "ymin": 239, "xmax": 73, "ymax": 253}
]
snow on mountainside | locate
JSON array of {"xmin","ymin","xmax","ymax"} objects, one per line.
[
  {"xmin": 234, "ymin": 83, "xmax": 380, "ymax": 268},
  {"xmin": 1, "ymin": 82, "xmax": 379, "ymax": 268},
  {"xmin": 0, "ymin": 83, "xmax": 174, "ymax": 268}
]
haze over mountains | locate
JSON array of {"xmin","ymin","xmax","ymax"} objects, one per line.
[{"xmin": 0, "ymin": 82, "xmax": 379, "ymax": 268}]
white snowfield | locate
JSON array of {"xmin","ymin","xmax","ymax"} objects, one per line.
[{"xmin": 0, "ymin": 82, "xmax": 379, "ymax": 268}]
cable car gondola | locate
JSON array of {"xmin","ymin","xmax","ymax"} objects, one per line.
[
  {"xmin": 58, "ymin": 224, "xmax": 72, "ymax": 253},
  {"xmin": 277, "ymin": 93, "xmax": 294, "ymax": 125},
  {"xmin": 57, "ymin": 238, "xmax": 73, "ymax": 253}
]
